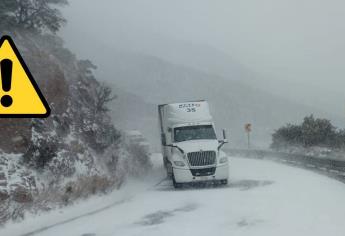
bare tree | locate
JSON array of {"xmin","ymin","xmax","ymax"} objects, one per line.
[{"xmin": 96, "ymin": 84, "xmax": 117, "ymax": 112}]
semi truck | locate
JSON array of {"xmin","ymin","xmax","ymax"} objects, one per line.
[{"xmin": 158, "ymin": 100, "xmax": 229, "ymax": 188}]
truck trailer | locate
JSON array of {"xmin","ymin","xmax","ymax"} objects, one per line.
[{"xmin": 158, "ymin": 100, "xmax": 229, "ymax": 188}]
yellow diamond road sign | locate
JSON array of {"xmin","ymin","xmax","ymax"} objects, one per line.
[
  {"xmin": 0, "ymin": 35, "xmax": 50, "ymax": 118},
  {"xmin": 245, "ymin": 123, "xmax": 252, "ymax": 133}
]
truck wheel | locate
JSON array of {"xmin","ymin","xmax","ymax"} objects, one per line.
[
  {"xmin": 166, "ymin": 162, "xmax": 173, "ymax": 178},
  {"xmin": 163, "ymin": 156, "xmax": 168, "ymax": 169},
  {"xmin": 220, "ymin": 179, "xmax": 228, "ymax": 185},
  {"xmin": 172, "ymin": 173, "xmax": 183, "ymax": 188}
]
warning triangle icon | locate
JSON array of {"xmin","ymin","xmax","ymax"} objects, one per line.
[{"xmin": 0, "ymin": 35, "xmax": 50, "ymax": 118}]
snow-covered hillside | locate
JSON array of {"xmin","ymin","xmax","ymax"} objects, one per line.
[{"xmin": 3, "ymin": 154, "xmax": 345, "ymax": 236}]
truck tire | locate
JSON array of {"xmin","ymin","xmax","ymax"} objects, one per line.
[
  {"xmin": 220, "ymin": 179, "xmax": 228, "ymax": 185},
  {"xmin": 166, "ymin": 162, "xmax": 173, "ymax": 179},
  {"xmin": 163, "ymin": 156, "xmax": 168, "ymax": 169},
  {"xmin": 172, "ymin": 173, "xmax": 183, "ymax": 188}
]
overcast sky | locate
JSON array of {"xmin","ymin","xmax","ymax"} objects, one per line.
[{"xmin": 61, "ymin": 0, "xmax": 345, "ymax": 116}]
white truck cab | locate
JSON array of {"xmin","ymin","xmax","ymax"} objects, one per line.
[{"xmin": 158, "ymin": 100, "xmax": 229, "ymax": 188}]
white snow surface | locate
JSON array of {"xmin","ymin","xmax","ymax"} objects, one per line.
[{"xmin": 2, "ymin": 154, "xmax": 345, "ymax": 236}]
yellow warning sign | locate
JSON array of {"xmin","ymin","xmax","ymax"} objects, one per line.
[{"xmin": 0, "ymin": 35, "xmax": 50, "ymax": 118}]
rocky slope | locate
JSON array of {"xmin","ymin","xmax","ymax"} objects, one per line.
[{"xmin": 0, "ymin": 30, "xmax": 152, "ymax": 224}]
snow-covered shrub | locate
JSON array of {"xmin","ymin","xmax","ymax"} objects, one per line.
[
  {"xmin": 23, "ymin": 136, "xmax": 60, "ymax": 169},
  {"xmin": 271, "ymin": 115, "xmax": 344, "ymax": 151}
]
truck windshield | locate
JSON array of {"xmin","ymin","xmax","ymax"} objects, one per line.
[{"xmin": 174, "ymin": 125, "xmax": 217, "ymax": 142}]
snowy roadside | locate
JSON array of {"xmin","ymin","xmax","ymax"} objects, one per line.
[
  {"xmin": 0, "ymin": 153, "xmax": 165, "ymax": 236},
  {"xmin": 1, "ymin": 179, "xmax": 150, "ymax": 236},
  {"xmin": 3, "ymin": 155, "xmax": 345, "ymax": 236}
]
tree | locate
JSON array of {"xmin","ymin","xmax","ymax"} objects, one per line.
[
  {"xmin": 333, "ymin": 129, "xmax": 345, "ymax": 149},
  {"xmin": 271, "ymin": 114, "xmax": 340, "ymax": 150},
  {"xmin": 78, "ymin": 59, "xmax": 97, "ymax": 79},
  {"xmin": 271, "ymin": 124, "xmax": 302, "ymax": 150},
  {"xmin": 96, "ymin": 84, "xmax": 117, "ymax": 112},
  {"xmin": 0, "ymin": 0, "xmax": 68, "ymax": 33},
  {"xmin": 301, "ymin": 115, "xmax": 336, "ymax": 147}
]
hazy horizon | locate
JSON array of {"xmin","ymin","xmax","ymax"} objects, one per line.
[{"xmin": 60, "ymin": 0, "xmax": 345, "ymax": 119}]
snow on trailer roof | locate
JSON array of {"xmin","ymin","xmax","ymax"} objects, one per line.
[{"xmin": 161, "ymin": 100, "xmax": 213, "ymax": 127}]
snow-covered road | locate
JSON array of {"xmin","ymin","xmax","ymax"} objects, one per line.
[{"xmin": 3, "ymin": 154, "xmax": 345, "ymax": 236}]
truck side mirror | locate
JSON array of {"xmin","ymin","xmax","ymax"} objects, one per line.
[
  {"xmin": 161, "ymin": 133, "xmax": 166, "ymax": 146},
  {"xmin": 222, "ymin": 129, "xmax": 228, "ymax": 143},
  {"xmin": 218, "ymin": 129, "xmax": 228, "ymax": 150}
]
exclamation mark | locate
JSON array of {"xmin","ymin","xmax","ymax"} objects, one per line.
[{"xmin": 0, "ymin": 59, "xmax": 13, "ymax": 107}]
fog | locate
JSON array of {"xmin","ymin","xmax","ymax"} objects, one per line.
[{"xmin": 59, "ymin": 0, "xmax": 345, "ymax": 147}]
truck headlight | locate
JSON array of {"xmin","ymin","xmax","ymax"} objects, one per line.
[
  {"xmin": 219, "ymin": 157, "xmax": 228, "ymax": 164},
  {"xmin": 174, "ymin": 161, "xmax": 185, "ymax": 167}
]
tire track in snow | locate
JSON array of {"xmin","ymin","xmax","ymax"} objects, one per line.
[
  {"xmin": 19, "ymin": 177, "xmax": 169, "ymax": 236},
  {"xmin": 20, "ymin": 197, "xmax": 132, "ymax": 236}
]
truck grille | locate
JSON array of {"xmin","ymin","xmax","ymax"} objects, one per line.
[
  {"xmin": 190, "ymin": 167, "xmax": 216, "ymax": 176},
  {"xmin": 187, "ymin": 151, "xmax": 216, "ymax": 167}
]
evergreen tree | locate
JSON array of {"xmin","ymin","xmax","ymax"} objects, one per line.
[{"xmin": 0, "ymin": 0, "xmax": 68, "ymax": 33}]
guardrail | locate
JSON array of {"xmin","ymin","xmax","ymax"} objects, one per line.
[{"xmin": 225, "ymin": 148, "xmax": 345, "ymax": 181}]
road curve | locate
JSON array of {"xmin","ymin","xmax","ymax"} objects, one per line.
[{"xmin": 2, "ymin": 155, "xmax": 345, "ymax": 236}]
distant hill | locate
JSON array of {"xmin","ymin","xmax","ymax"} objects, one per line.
[{"xmin": 104, "ymin": 51, "xmax": 340, "ymax": 149}]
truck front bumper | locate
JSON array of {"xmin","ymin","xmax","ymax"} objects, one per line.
[{"xmin": 173, "ymin": 164, "xmax": 229, "ymax": 184}]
